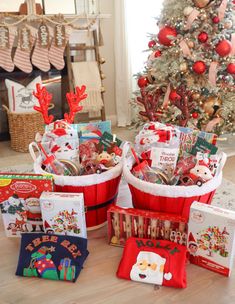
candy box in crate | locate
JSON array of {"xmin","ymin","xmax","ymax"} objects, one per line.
[
  {"xmin": 123, "ymin": 142, "xmax": 227, "ymax": 220},
  {"xmin": 0, "ymin": 174, "xmax": 53, "ymax": 237},
  {"xmin": 108, "ymin": 205, "xmax": 187, "ymax": 247},
  {"xmin": 40, "ymin": 192, "xmax": 87, "ymax": 238},
  {"xmin": 188, "ymin": 202, "xmax": 235, "ymax": 276}
]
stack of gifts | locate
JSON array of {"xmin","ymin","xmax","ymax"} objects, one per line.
[{"xmin": 0, "ymin": 173, "xmax": 89, "ymax": 283}]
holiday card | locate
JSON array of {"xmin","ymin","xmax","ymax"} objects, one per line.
[
  {"xmin": 0, "ymin": 174, "xmax": 53, "ymax": 237},
  {"xmin": 16, "ymin": 233, "xmax": 89, "ymax": 282},
  {"xmin": 40, "ymin": 192, "xmax": 87, "ymax": 238},
  {"xmin": 188, "ymin": 202, "xmax": 235, "ymax": 276}
]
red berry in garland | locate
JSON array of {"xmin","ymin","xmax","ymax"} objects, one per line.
[
  {"xmin": 212, "ymin": 16, "xmax": 220, "ymax": 24},
  {"xmin": 198, "ymin": 32, "xmax": 208, "ymax": 43},
  {"xmin": 137, "ymin": 76, "xmax": 149, "ymax": 88},
  {"xmin": 169, "ymin": 90, "xmax": 181, "ymax": 101},
  {"xmin": 192, "ymin": 112, "xmax": 199, "ymax": 119},
  {"xmin": 148, "ymin": 40, "xmax": 156, "ymax": 48},
  {"xmin": 158, "ymin": 26, "xmax": 177, "ymax": 46},
  {"xmin": 215, "ymin": 40, "xmax": 232, "ymax": 57},
  {"xmin": 154, "ymin": 50, "xmax": 162, "ymax": 57},
  {"xmin": 192, "ymin": 61, "xmax": 206, "ymax": 74},
  {"xmin": 227, "ymin": 63, "xmax": 235, "ymax": 74}
]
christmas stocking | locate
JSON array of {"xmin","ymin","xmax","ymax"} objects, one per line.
[
  {"xmin": 0, "ymin": 26, "xmax": 16, "ymax": 72},
  {"xmin": 13, "ymin": 26, "xmax": 37, "ymax": 73},
  {"xmin": 31, "ymin": 23, "xmax": 51, "ymax": 72},
  {"xmin": 48, "ymin": 25, "xmax": 72, "ymax": 70}
]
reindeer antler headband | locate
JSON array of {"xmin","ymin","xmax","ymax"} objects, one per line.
[{"xmin": 33, "ymin": 83, "xmax": 87, "ymax": 124}]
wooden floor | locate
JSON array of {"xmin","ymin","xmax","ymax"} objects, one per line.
[{"xmin": 1, "ymin": 130, "xmax": 235, "ymax": 304}]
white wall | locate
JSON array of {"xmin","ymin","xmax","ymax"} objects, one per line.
[{"xmin": 99, "ymin": 0, "xmax": 117, "ymax": 124}]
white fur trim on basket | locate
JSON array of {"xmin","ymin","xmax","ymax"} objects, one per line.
[
  {"xmin": 122, "ymin": 143, "xmax": 225, "ymax": 198},
  {"xmin": 34, "ymin": 156, "xmax": 123, "ymax": 187}
]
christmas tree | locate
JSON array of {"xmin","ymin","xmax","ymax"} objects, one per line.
[{"xmin": 134, "ymin": 0, "xmax": 235, "ymax": 135}]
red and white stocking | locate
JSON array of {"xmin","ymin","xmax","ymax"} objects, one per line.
[
  {"xmin": 13, "ymin": 26, "xmax": 37, "ymax": 73},
  {"xmin": 48, "ymin": 25, "xmax": 72, "ymax": 70},
  {"xmin": 0, "ymin": 26, "xmax": 16, "ymax": 72},
  {"xmin": 31, "ymin": 23, "xmax": 51, "ymax": 72}
]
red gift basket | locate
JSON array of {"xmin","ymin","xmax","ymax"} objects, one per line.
[
  {"xmin": 33, "ymin": 155, "xmax": 122, "ymax": 229},
  {"xmin": 123, "ymin": 143, "xmax": 227, "ymax": 220}
]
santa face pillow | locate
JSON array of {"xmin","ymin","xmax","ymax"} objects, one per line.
[
  {"xmin": 16, "ymin": 233, "xmax": 89, "ymax": 282},
  {"xmin": 117, "ymin": 238, "xmax": 187, "ymax": 288},
  {"xmin": 5, "ymin": 76, "xmax": 42, "ymax": 113}
]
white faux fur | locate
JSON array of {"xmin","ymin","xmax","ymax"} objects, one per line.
[
  {"xmin": 34, "ymin": 156, "xmax": 123, "ymax": 187},
  {"xmin": 122, "ymin": 143, "xmax": 225, "ymax": 198}
]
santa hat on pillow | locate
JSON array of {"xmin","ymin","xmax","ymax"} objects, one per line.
[{"xmin": 188, "ymin": 232, "xmax": 197, "ymax": 246}]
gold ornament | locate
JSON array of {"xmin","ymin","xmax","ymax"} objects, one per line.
[
  {"xmin": 187, "ymin": 40, "xmax": 194, "ymax": 48},
  {"xmin": 192, "ymin": 92, "xmax": 201, "ymax": 100},
  {"xmin": 193, "ymin": 0, "xmax": 210, "ymax": 8},
  {"xmin": 180, "ymin": 62, "xmax": 188, "ymax": 72},
  {"xmin": 101, "ymin": 86, "xmax": 106, "ymax": 93},
  {"xmin": 202, "ymin": 96, "xmax": 222, "ymax": 116}
]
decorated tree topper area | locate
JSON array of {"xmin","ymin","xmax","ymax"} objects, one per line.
[{"xmin": 134, "ymin": 0, "xmax": 235, "ymax": 135}]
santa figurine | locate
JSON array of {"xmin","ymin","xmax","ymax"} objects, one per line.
[{"xmin": 25, "ymin": 198, "xmax": 43, "ymax": 232}]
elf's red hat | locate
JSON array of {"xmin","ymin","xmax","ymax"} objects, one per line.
[
  {"xmin": 188, "ymin": 232, "xmax": 197, "ymax": 246},
  {"xmin": 44, "ymin": 221, "xmax": 51, "ymax": 229}
]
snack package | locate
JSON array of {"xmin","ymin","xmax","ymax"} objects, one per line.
[
  {"xmin": 117, "ymin": 238, "xmax": 187, "ymax": 288},
  {"xmin": 16, "ymin": 233, "xmax": 89, "ymax": 282},
  {"xmin": 0, "ymin": 174, "xmax": 53, "ymax": 237},
  {"xmin": 40, "ymin": 192, "xmax": 87, "ymax": 238},
  {"xmin": 108, "ymin": 206, "xmax": 187, "ymax": 247},
  {"xmin": 188, "ymin": 202, "xmax": 235, "ymax": 277}
]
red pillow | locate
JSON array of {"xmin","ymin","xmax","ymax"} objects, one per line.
[{"xmin": 117, "ymin": 238, "xmax": 187, "ymax": 288}]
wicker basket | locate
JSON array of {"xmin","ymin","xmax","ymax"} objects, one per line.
[{"xmin": 3, "ymin": 105, "xmax": 53, "ymax": 153}]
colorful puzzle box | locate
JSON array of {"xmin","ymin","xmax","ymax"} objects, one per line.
[
  {"xmin": 0, "ymin": 174, "xmax": 53, "ymax": 237},
  {"xmin": 188, "ymin": 202, "xmax": 235, "ymax": 276}
]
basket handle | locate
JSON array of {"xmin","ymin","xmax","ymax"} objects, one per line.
[
  {"xmin": 48, "ymin": 103, "xmax": 54, "ymax": 110},
  {"xmin": 215, "ymin": 152, "xmax": 227, "ymax": 177},
  {"xmin": 2, "ymin": 104, "xmax": 10, "ymax": 113},
  {"xmin": 29, "ymin": 142, "xmax": 41, "ymax": 162}
]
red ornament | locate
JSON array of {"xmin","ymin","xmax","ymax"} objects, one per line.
[
  {"xmin": 192, "ymin": 61, "xmax": 206, "ymax": 74},
  {"xmin": 192, "ymin": 112, "xmax": 199, "ymax": 119},
  {"xmin": 215, "ymin": 40, "xmax": 232, "ymax": 57},
  {"xmin": 158, "ymin": 26, "xmax": 177, "ymax": 46},
  {"xmin": 148, "ymin": 40, "xmax": 156, "ymax": 48},
  {"xmin": 137, "ymin": 76, "xmax": 149, "ymax": 88},
  {"xmin": 154, "ymin": 50, "xmax": 162, "ymax": 57},
  {"xmin": 169, "ymin": 90, "xmax": 181, "ymax": 102},
  {"xmin": 212, "ymin": 16, "xmax": 220, "ymax": 24},
  {"xmin": 198, "ymin": 32, "xmax": 208, "ymax": 43},
  {"xmin": 227, "ymin": 63, "xmax": 235, "ymax": 74}
]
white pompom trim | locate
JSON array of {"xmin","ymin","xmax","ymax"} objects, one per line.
[
  {"xmin": 33, "ymin": 156, "xmax": 123, "ymax": 187},
  {"xmin": 122, "ymin": 143, "xmax": 225, "ymax": 198}
]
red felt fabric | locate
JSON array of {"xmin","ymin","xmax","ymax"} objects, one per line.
[{"xmin": 117, "ymin": 238, "xmax": 187, "ymax": 288}]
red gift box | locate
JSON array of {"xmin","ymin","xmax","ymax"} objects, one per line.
[
  {"xmin": 107, "ymin": 205, "xmax": 187, "ymax": 247},
  {"xmin": 0, "ymin": 173, "xmax": 53, "ymax": 237}
]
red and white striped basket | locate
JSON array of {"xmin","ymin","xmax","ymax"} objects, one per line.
[
  {"xmin": 123, "ymin": 143, "xmax": 227, "ymax": 220},
  {"xmin": 32, "ymin": 153, "xmax": 122, "ymax": 230}
]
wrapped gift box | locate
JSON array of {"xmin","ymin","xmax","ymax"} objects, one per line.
[
  {"xmin": 108, "ymin": 205, "xmax": 187, "ymax": 247},
  {"xmin": 188, "ymin": 202, "xmax": 235, "ymax": 276},
  {"xmin": 40, "ymin": 192, "xmax": 87, "ymax": 238}
]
